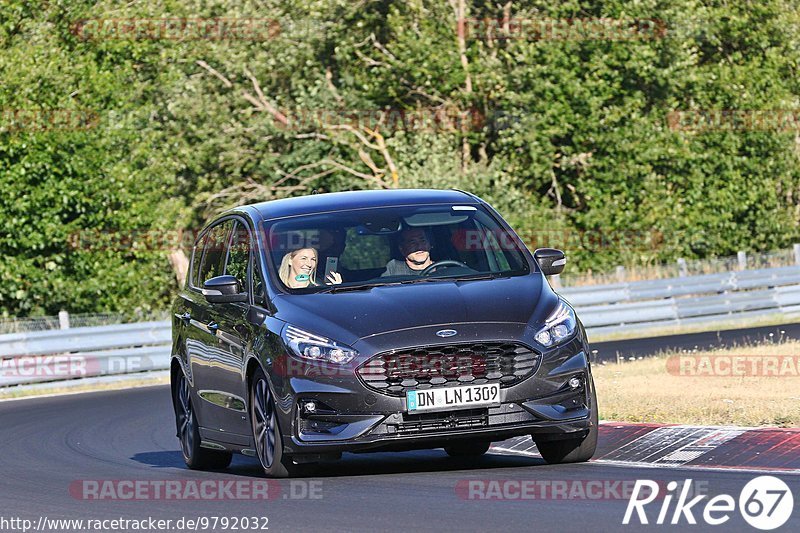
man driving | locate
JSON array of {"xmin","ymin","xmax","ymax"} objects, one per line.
[{"xmin": 382, "ymin": 227, "xmax": 433, "ymax": 276}]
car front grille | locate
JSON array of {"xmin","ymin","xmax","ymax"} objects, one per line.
[
  {"xmin": 392, "ymin": 408, "xmax": 489, "ymax": 434},
  {"xmin": 356, "ymin": 341, "xmax": 540, "ymax": 397}
]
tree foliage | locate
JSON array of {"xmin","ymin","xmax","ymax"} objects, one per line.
[{"xmin": 2, "ymin": 0, "xmax": 800, "ymax": 317}]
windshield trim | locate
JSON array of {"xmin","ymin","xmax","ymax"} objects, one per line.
[{"xmin": 259, "ymin": 201, "xmax": 482, "ymax": 223}]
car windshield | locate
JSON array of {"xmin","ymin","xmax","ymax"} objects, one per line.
[{"xmin": 263, "ymin": 204, "xmax": 531, "ymax": 292}]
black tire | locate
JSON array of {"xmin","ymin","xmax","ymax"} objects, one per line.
[
  {"xmin": 250, "ymin": 367, "xmax": 297, "ymax": 478},
  {"xmin": 174, "ymin": 372, "xmax": 233, "ymax": 470},
  {"xmin": 444, "ymin": 440, "xmax": 491, "ymax": 457},
  {"xmin": 534, "ymin": 375, "xmax": 599, "ymax": 464}
]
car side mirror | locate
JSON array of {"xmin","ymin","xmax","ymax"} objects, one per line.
[
  {"xmin": 534, "ymin": 248, "xmax": 566, "ymax": 276},
  {"xmin": 202, "ymin": 275, "xmax": 248, "ymax": 304}
]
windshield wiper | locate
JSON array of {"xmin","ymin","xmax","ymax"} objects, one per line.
[
  {"xmin": 401, "ymin": 272, "xmax": 509, "ymax": 284},
  {"xmin": 399, "ymin": 277, "xmax": 446, "ymax": 284},
  {"xmin": 451, "ymin": 272, "xmax": 509, "ymax": 282},
  {"xmin": 318, "ymin": 281, "xmax": 402, "ymax": 293},
  {"xmin": 319, "ymin": 273, "xmax": 508, "ymax": 292}
]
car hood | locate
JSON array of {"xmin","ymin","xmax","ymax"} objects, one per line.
[{"xmin": 271, "ymin": 274, "xmax": 559, "ymax": 345}]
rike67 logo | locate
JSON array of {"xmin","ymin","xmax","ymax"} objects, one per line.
[{"xmin": 623, "ymin": 476, "xmax": 794, "ymax": 530}]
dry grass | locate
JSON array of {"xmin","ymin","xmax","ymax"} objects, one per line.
[
  {"xmin": 593, "ymin": 341, "xmax": 800, "ymax": 427},
  {"xmin": 587, "ymin": 314, "xmax": 799, "ymax": 343}
]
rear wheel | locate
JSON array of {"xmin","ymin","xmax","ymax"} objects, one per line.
[
  {"xmin": 174, "ymin": 372, "xmax": 232, "ymax": 470},
  {"xmin": 250, "ymin": 367, "xmax": 297, "ymax": 478},
  {"xmin": 444, "ymin": 440, "xmax": 491, "ymax": 457},
  {"xmin": 533, "ymin": 375, "xmax": 599, "ymax": 464}
]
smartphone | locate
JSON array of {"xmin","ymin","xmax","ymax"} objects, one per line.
[{"xmin": 324, "ymin": 256, "xmax": 339, "ymax": 281}]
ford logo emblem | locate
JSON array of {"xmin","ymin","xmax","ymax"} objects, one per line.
[{"xmin": 436, "ymin": 329, "xmax": 457, "ymax": 338}]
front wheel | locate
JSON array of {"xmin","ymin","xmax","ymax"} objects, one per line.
[
  {"xmin": 250, "ymin": 367, "xmax": 297, "ymax": 478},
  {"xmin": 533, "ymin": 375, "xmax": 599, "ymax": 464},
  {"xmin": 174, "ymin": 371, "xmax": 232, "ymax": 470}
]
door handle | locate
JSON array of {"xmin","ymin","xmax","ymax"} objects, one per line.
[
  {"xmin": 174, "ymin": 312, "xmax": 191, "ymax": 324},
  {"xmin": 207, "ymin": 322, "xmax": 219, "ymax": 334}
]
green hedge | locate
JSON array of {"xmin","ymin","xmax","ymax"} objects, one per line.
[{"xmin": 2, "ymin": 0, "xmax": 800, "ymax": 317}]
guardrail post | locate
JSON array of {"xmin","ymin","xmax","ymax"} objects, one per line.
[
  {"xmin": 677, "ymin": 258, "xmax": 687, "ymax": 277},
  {"xmin": 616, "ymin": 265, "xmax": 626, "ymax": 283},
  {"xmin": 737, "ymin": 251, "xmax": 747, "ymax": 270},
  {"xmin": 550, "ymin": 273, "xmax": 562, "ymax": 289},
  {"xmin": 58, "ymin": 310, "xmax": 70, "ymax": 330},
  {"xmin": 794, "ymin": 243, "xmax": 800, "ymax": 266}
]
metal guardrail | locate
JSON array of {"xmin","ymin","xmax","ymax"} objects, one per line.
[
  {"xmin": 3, "ymin": 264, "xmax": 800, "ymax": 389},
  {"xmin": 0, "ymin": 321, "xmax": 171, "ymax": 388},
  {"xmin": 559, "ymin": 266, "xmax": 800, "ymax": 334}
]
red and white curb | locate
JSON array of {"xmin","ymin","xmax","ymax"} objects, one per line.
[{"xmin": 491, "ymin": 422, "xmax": 800, "ymax": 474}]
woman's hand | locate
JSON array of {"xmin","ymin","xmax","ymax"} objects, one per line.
[{"xmin": 326, "ymin": 271, "xmax": 343, "ymax": 285}]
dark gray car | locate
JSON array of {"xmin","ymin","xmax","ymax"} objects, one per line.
[{"xmin": 171, "ymin": 189, "xmax": 597, "ymax": 477}]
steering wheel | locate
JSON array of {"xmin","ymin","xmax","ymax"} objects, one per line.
[{"xmin": 420, "ymin": 260, "xmax": 471, "ymax": 276}]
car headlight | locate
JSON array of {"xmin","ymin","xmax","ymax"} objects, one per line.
[
  {"xmin": 534, "ymin": 299, "xmax": 577, "ymax": 347},
  {"xmin": 282, "ymin": 325, "xmax": 358, "ymax": 364}
]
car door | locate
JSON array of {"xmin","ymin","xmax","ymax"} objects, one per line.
[
  {"xmin": 201, "ymin": 219, "xmax": 257, "ymax": 438},
  {"xmin": 183, "ymin": 219, "xmax": 236, "ymax": 432}
]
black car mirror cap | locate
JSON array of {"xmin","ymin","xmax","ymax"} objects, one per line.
[
  {"xmin": 202, "ymin": 275, "xmax": 249, "ymax": 304},
  {"xmin": 534, "ymin": 248, "xmax": 566, "ymax": 276}
]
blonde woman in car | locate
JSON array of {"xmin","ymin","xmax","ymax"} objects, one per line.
[{"xmin": 278, "ymin": 247, "xmax": 342, "ymax": 288}]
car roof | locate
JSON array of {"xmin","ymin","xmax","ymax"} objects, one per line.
[{"xmin": 245, "ymin": 189, "xmax": 480, "ymax": 220}]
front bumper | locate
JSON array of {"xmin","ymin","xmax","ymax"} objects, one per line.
[{"xmin": 270, "ymin": 329, "xmax": 594, "ymax": 456}]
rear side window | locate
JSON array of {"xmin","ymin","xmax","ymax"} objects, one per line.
[
  {"xmin": 339, "ymin": 230, "xmax": 392, "ymax": 270},
  {"xmin": 225, "ymin": 221, "xmax": 251, "ymax": 291},
  {"xmin": 189, "ymin": 233, "xmax": 207, "ymax": 288},
  {"xmin": 251, "ymin": 262, "xmax": 267, "ymax": 305},
  {"xmin": 197, "ymin": 220, "xmax": 234, "ymax": 286}
]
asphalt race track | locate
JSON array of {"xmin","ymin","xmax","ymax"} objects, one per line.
[
  {"xmin": 591, "ymin": 322, "xmax": 800, "ymax": 362},
  {"xmin": 1, "ymin": 325, "xmax": 799, "ymax": 532},
  {"xmin": 1, "ymin": 385, "xmax": 798, "ymax": 532}
]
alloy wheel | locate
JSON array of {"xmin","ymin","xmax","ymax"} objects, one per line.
[
  {"xmin": 252, "ymin": 378, "xmax": 276, "ymax": 469},
  {"xmin": 177, "ymin": 374, "xmax": 194, "ymax": 459}
]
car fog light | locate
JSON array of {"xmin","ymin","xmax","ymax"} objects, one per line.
[
  {"xmin": 568, "ymin": 377, "xmax": 581, "ymax": 389},
  {"xmin": 303, "ymin": 401, "xmax": 317, "ymax": 414}
]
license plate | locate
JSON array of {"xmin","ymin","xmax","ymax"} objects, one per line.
[{"xmin": 406, "ymin": 383, "xmax": 500, "ymax": 413}]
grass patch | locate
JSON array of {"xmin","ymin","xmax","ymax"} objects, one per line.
[
  {"xmin": 587, "ymin": 313, "xmax": 799, "ymax": 343},
  {"xmin": 593, "ymin": 341, "xmax": 800, "ymax": 427}
]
